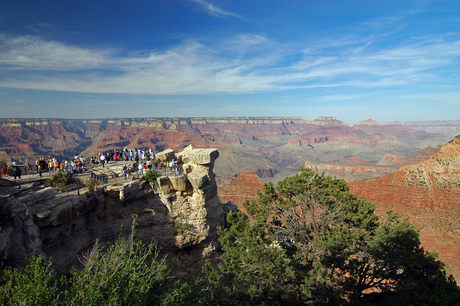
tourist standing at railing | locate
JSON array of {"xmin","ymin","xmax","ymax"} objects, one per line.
[
  {"xmin": 55, "ymin": 160, "xmax": 60, "ymax": 173},
  {"xmin": 71, "ymin": 160, "xmax": 77, "ymax": 174},
  {"xmin": 13, "ymin": 164, "xmax": 21, "ymax": 180},
  {"xmin": 100, "ymin": 154, "xmax": 106, "ymax": 167},
  {"xmin": 48, "ymin": 159, "xmax": 54, "ymax": 175},
  {"xmin": 25, "ymin": 160, "xmax": 32, "ymax": 175},
  {"xmin": 77, "ymin": 159, "xmax": 83, "ymax": 173},
  {"xmin": 79, "ymin": 156, "xmax": 85, "ymax": 167},
  {"xmin": 146, "ymin": 159, "xmax": 151, "ymax": 170}
]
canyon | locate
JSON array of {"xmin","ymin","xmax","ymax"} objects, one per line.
[{"xmin": 0, "ymin": 117, "xmax": 454, "ymax": 186}]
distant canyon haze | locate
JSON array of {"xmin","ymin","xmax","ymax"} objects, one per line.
[{"xmin": 1, "ymin": 117, "xmax": 459, "ymax": 186}]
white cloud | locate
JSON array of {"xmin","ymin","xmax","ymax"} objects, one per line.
[
  {"xmin": 0, "ymin": 33, "xmax": 459, "ymax": 95},
  {"xmin": 191, "ymin": 0, "xmax": 242, "ymax": 19},
  {"xmin": 0, "ymin": 35, "xmax": 110, "ymax": 70}
]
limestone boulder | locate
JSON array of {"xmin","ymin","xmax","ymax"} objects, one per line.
[
  {"xmin": 187, "ymin": 172, "xmax": 209, "ymax": 189},
  {"xmin": 155, "ymin": 149, "xmax": 175, "ymax": 162},
  {"xmin": 168, "ymin": 174, "xmax": 189, "ymax": 191},
  {"xmin": 157, "ymin": 176, "xmax": 172, "ymax": 194},
  {"xmin": 176, "ymin": 145, "xmax": 219, "ymax": 165}
]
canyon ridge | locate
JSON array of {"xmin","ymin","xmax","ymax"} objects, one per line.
[{"xmin": 1, "ymin": 117, "xmax": 458, "ymax": 185}]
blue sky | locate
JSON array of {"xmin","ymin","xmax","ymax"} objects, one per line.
[{"xmin": 0, "ymin": 0, "xmax": 459, "ymax": 123}]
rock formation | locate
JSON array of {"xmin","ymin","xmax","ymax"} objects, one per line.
[
  {"xmin": 0, "ymin": 146, "xmax": 229, "ymax": 274},
  {"xmin": 154, "ymin": 145, "xmax": 227, "ymax": 250},
  {"xmin": 218, "ymin": 171, "xmax": 265, "ymax": 214},
  {"xmin": 305, "ymin": 156, "xmax": 395, "ymax": 182},
  {"xmin": 304, "ymin": 147, "xmax": 441, "ymax": 182},
  {"xmin": 392, "ymin": 120, "xmax": 460, "ymax": 139}
]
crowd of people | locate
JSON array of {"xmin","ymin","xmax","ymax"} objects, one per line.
[{"xmin": 1, "ymin": 147, "xmax": 183, "ymax": 181}]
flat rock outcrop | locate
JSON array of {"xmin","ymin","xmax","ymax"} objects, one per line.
[{"xmin": 304, "ymin": 146, "xmax": 442, "ymax": 182}]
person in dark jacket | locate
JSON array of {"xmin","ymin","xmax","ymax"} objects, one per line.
[{"xmin": 13, "ymin": 165, "xmax": 21, "ymax": 180}]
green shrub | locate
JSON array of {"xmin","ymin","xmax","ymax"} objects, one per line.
[
  {"xmin": 0, "ymin": 255, "xmax": 58, "ymax": 306},
  {"xmin": 84, "ymin": 178, "xmax": 96, "ymax": 192},
  {"xmin": 145, "ymin": 170, "xmax": 158, "ymax": 187},
  {"xmin": 62, "ymin": 216, "xmax": 169, "ymax": 305},
  {"xmin": 44, "ymin": 172, "xmax": 70, "ymax": 188},
  {"xmin": 174, "ymin": 221, "xmax": 193, "ymax": 236}
]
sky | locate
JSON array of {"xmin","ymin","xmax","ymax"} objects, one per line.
[{"xmin": 0, "ymin": 0, "xmax": 459, "ymax": 123}]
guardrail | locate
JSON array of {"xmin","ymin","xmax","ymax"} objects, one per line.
[{"xmin": 89, "ymin": 171, "xmax": 109, "ymax": 183}]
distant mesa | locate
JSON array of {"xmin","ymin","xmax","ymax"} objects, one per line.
[
  {"xmin": 218, "ymin": 171, "xmax": 264, "ymax": 214},
  {"xmin": 313, "ymin": 117, "xmax": 346, "ymax": 126},
  {"xmin": 342, "ymin": 156, "xmax": 371, "ymax": 166},
  {"xmin": 355, "ymin": 118, "xmax": 381, "ymax": 126}
]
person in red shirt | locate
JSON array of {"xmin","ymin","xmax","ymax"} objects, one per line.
[{"xmin": 76, "ymin": 160, "xmax": 83, "ymax": 173}]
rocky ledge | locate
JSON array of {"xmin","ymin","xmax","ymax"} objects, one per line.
[{"xmin": 0, "ymin": 146, "xmax": 233, "ymax": 274}]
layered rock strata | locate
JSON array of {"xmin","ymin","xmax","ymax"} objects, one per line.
[
  {"xmin": 0, "ymin": 117, "xmax": 449, "ymax": 186},
  {"xmin": 218, "ymin": 171, "xmax": 265, "ymax": 214}
]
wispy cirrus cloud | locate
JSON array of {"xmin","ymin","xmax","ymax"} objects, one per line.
[
  {"xmin": 191, "ymin": 0, "xmax": 242, "ymax": 19},
  {"xmin": 0, "ymin": 35, "xmax": 110, "ymax": 70},
  {"xmin": 0, "ymin": 32, "xmax": 459, "ymax": 95}
]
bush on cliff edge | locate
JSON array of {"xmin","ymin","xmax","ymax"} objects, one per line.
[{"xmin": 44, "ymin": 172, "xmax": 70, "ymax": 188}]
